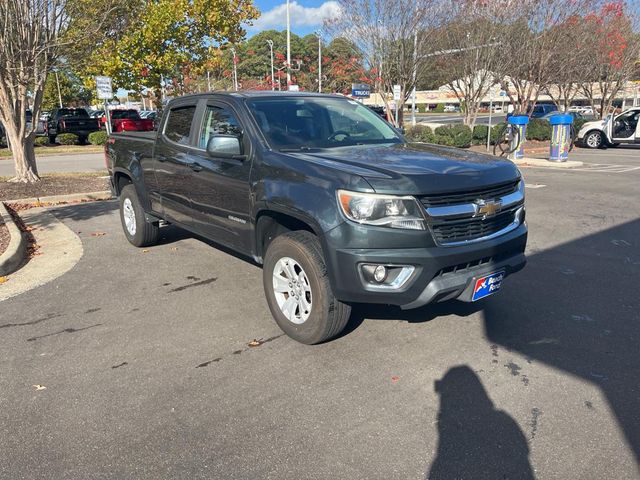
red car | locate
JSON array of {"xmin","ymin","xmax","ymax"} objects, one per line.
[{"xmin": 101, "ymin": 109, "xmax": 154, "ymax": 132}]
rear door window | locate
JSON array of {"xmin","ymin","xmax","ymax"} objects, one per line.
[{"xmin": 164, "ymin": 105, "xmax": 196, "ymax": 145}]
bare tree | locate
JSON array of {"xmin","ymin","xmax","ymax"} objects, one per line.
[
  {"xmin": 434, "ymin": 1, "xmax": 512, "ymax": 128},
  {"xmin": 325, "ymin": 0, "xmax": 446, "ymax": 126},
  {"xmin": 0, "ymin": 0, "xmax": 123, "ymax": 183},
  {"xmin": 495, "ymin": 0, "xmax": 597, "ymax": 115}
]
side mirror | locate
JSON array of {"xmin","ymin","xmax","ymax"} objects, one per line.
[{"xmin": 207, "ymin": 135, "xmax": 242, "ymax": 156}]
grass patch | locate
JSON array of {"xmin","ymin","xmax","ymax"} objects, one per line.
[{"xmin": 0, "ymin": 144, "xmax": 104, "ymax": 158}]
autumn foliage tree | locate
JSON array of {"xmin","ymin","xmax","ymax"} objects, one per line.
[{"xmin": 85, "ymin": 0, "xmax": 259, "ymax": 106}]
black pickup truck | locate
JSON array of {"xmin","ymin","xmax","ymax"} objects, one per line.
[
  {"xmin": 47, "ymin": 108, "xmax": 100, "ymax": 144},
  {"xmin": 106, "ymin": 92, "xmax": 527, "ymax": 344}
]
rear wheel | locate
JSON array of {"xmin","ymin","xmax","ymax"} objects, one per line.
[
  {"xmin": 263, "ymin": 231, "xmax": 351, "ymax": 344},
  {"xmin": 119, "ymin": 184, "xmax": 159, "ymax": 247},
  {"xmin": 48, "ymin": 134, "xmax": 56, "ymax": 144}
]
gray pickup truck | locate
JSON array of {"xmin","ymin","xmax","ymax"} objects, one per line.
[{"xmin": 106, "ymin": 92, "xmax": 527, "ymax": 344}]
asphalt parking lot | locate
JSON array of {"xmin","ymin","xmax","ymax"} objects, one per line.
[{"xmin": 1, "ymin": 163, "xmax": 639, "ymax": 479}]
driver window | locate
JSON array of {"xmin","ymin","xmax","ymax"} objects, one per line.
[{"xmin": 199, "ymin": 105, "xmax": 243, "ymax": 149}]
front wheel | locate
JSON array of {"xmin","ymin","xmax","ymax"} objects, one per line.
[
  {"xmin": 119, "ymin": 184, "xmax": 159, "ymax": 247},
  {"xmin": 583, "ymin": 130, "xmax": 604, "ymax": 149},
  {"xmin": 263, "ymin": 231, "xmax": 351, "ymax": 344}
]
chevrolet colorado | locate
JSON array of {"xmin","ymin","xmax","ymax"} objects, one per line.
[{"xmin": 106, "ymin": 92, "xmax": 527, "ymax": 344}]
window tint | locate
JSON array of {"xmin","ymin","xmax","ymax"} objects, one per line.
[
  {"xmin": 199, "ymin": 105, "xmax": 243, "ymax": 149},
  {"xmin": 58, "ymin": 108, "xmax": 89, "ymax": 117},
  {"xmin": 164, "ymin": 105, "xmax": 196, "ymax": 145}
]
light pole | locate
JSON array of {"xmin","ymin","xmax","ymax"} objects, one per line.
[
  {"xmin": 266, "ymin": 40, "xmax": 275, "ymax": 91},
  {"xmin": 286, "ymin": 0, "xmax": 291, "ymax": 88},
  {"xmin": 411, "ymin": 31, "xmax": 417, "ymax": 126},
  {"xmin": 230, "ymin": 47, "xmax": 238, "ymax": 91},
  {"xmin": 54, "ymin": 70, "xmax": 63, "ymax": 108},
  {"xmin": 314, "ymin": 30, "xmax": 322, "ymax": 93}
]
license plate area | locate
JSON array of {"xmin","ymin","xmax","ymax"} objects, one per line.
[{"xmin": 472, "ymin": 270, "xmax": 505, "ymax": 301}]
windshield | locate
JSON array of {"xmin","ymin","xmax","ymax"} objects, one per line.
[
  {"xmin": 112, "ymin": 110, "xmax": 141, "ymax": 120},
  {"xmin": 58, "ymin": 108, "xmax": 89, "ymax": 118},
  {"xmin": 247, "ymin": 96, "xmax": 402, "ymax": 150}
]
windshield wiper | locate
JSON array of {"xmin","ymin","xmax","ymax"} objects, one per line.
[{"xmin": 279, "ymin": 146, "xmax": 319, "ymax": 152}]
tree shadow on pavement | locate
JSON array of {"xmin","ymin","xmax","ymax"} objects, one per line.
[
  {"xmin": 48, "ymin": 199, "xmax": 118, "ymax": 223},
  {"xmin": 426, "ymin": 366, "xmax": 535, "ymax": 480},
  {"xmin": 482, "ymin": 218, "xmax": 640, "ymax": 465}
]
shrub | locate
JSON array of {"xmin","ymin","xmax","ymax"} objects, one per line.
[
  {"xmin": 0, "ymin": 136, "xmax": 7, "ymax": 149},
  {"xmin": 89, "ymin": 131, "xmax": 109, "ymax": 146},
  {"xmin": 34, "ymin": 136, "xmax": 48, "ymax": 147},
  {"xmin": 434, "ymin": 134, "xmax": 455, "ymax": 147},
  {"xmin": 405, "ymin": 124, "xmax": 434, "ymax": 143},
  {"xmin": 491, "ymin": 123, "xmax": 507, "ymax": 145},
  {"xmin": 433, "ymin": 103, "xmax": 445, "ymax": 113},
  {"xmin": 574, "ymin": 118, "xmax": 587, "ymax": 132},
  {"xmin": 472, "ymin": 125, "xmax": 489, "ymax": 145},
  {"xmin": 418, "ymin": 105, "xmax": 427, "ymax": 113},
  {"xmin": 526, "ymin": 119, "xmax": 551, "ymax": 141},
  {"xmin": 433, "ymin": 124, "xmax": 473, "ymax": 148},
  {"xmin": 56, "ymin": 133, "xmax": 79, "ymax": 145}
]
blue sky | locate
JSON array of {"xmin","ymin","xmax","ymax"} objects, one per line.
[{"xmin": 247, "ymin": 0, "xmax": 340, "ymax": 36}]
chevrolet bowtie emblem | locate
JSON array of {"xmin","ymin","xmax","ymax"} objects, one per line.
[{"xmin": 474, "ymin": 199, "xmax": 502, "ymax": 218}]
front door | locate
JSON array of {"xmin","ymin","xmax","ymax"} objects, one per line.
[
  {"xmin": 611, "ymin": 109, "xmax": 640, "ymax": 144},
  {"xmin": 153, "ymin": 103, "xmax": 199, "ymax": 226},
  {"xmin": 189, "ymin": 101, "xmax": 253, "ymax": 253}
]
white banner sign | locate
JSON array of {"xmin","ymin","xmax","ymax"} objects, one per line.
[{"xmin": 96, "ymin": 76, "xmax": 113, "ymax": 100}]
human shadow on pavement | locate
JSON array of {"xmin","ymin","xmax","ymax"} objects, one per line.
[
  {"xmin": 49, "ymin": 199, "xmax": 118, "ymax": 223},
  {"xmin": 427, "ymin": 366, "xmax": 535, "ymax": 480},
  {"xmin": 482, "ymin": 218, "xmax": 640, "ymax": 465}
]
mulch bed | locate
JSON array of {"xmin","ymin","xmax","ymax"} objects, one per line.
[
  {"xmin": 0, "ymin": 220, "xmax": 8, "ymax": 257},
  {"xmin": 0, "ymin": 174, "xmax": 109, "ymax": 201}
]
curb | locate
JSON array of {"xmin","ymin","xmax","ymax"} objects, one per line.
[
  {"xmin": 7, "ymin": 190, "xmax": 113, "ymax": 205},
  {"xmin": 512, "ymin": 157, "xmax": 583, "ymax": 169},
  {"xmin": 0, "ymin": 202, "xmax": 27, "ymax": 276}
]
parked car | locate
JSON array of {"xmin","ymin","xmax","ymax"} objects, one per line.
[
  {"xmin": 577, "ymin": 107, "xmax": 640, "ymax": 148},
  {"xmin": 106, "ymin": 92, "xmax": 527, "ymax": 344},
  {"xmin": 530, "ymin": 104, "xmax": 557, "ymax": 118},
  {"xmin": 26, "ymin": 110, "xmax": 48, "ymax": 136},
  {"xmin": 539, "ymin": 111, "xmax": 583, "ymax": 123},
  {"xmin": 106, "ymin": 109, "xmax": 155, "ymax": 132},
  {"xmin": 443, "ymin": 105, "xmax": 460, "ymax": 112},
  {"xmin": 366, "ymin": 105, "xmax": 387, "ymax": 119},
  {"xmin": 47, "ymin": 108, "xmax": 100, "ymax": 144},
  {"xmin": 568, "ymin": 105, "xmax": 594, "ymax": 116}
]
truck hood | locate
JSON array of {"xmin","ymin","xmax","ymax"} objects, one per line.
[{"xmin": 285, "ymin": 143, "xmax": 521, "ymax": 194}]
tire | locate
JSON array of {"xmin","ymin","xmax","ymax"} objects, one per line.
[
  {"xmin": 78, "ymin": 136, "xmax": 88, "ymax": 145},
  {"xmin": 48, "ymin": 134, "xmax": 56, "ymax": 144},
  {"xmin": 119, "ymin": 184, "xmax": 159, "ymax": 247},
  {"xmin": 263, "ymin": 231, "xmax": 351, "ymax": 344},
  {"xmin": 583, "ymin": 130, "xmax": 604, "ymax": 149}
]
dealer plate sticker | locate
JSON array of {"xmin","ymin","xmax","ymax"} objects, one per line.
[{"xmin": 472, "ymin": 271, "xmax": 505, "ymax": 301}]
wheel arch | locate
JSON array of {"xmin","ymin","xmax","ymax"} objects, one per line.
[{"xmin": 255, "ymin": 209, "xmax": 323, "ymax": 264}]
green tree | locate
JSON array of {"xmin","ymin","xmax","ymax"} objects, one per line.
[
  {"xmin": 85, "ymin": 0, "xmax": 259, "ymax": 104},
  {"xmin": 42, "ymin": 71, "xmax": 93, "ymax": 110}
]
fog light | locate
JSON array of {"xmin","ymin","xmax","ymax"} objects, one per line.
[{"xmin": 374, "ymin": 265, "xmax": 387, "ymax": 283}]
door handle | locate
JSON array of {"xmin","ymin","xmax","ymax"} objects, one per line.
[{"xmin": 190, "ymin": 162, "xmax": 203, "ymax": 172}]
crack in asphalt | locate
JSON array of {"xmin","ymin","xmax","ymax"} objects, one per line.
[
  {"xmin": 168, "ymin": 277, "xmax": 217, "ymax": 293},
  {"xmin": 0, "ymin": 313, "xmax": 61, "ymax": 329},
  {"xmin": 26, "ymin": 323, "xmax": 102, "ymax": 342}
]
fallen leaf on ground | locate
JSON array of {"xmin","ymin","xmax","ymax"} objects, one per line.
[
  {"xmin": 32, "ymin": 384, "xmax": 47, "ymax": 391},
  {"xmin": 141, "ymin": 249, "xmax": 149, "ymax": 253},
  {"xmin": 248, "ymin": 339, "xmax": 262, "ymax": 347},
  {"xmin": 170, "ymin": 247, "xmax": 178, "ymax": 251},
  {"xmin": 91, "ymin": 232, "xmax": 106, "ymax": 237},
  {"xmin": 0, "ymin": 277, "xmax": 8, "ymax": 284},
  {"xmin": 391, "ymin": 376, "xmax": 400, "ymax": 383}
]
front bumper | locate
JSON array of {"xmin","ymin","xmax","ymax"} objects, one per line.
[{"xmin": 324, "ymin": 222, "xmax": 527, "ymax": 309}]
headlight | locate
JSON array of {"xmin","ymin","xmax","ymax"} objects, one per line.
[{"xmin": 337, "ymin": 190, "xmax": 425, "ymax": 230}]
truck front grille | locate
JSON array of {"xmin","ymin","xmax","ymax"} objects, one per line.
[
  {"xmin": 419, "ymin": 180, "xmax": 520, "ymax": 208},
  {"xmin": 430, "ymin": 210, "xmax": 517, "ymax": 245}
]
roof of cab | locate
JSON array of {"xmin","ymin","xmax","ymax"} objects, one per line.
[{"xmin": 169, "ymin": 90, "xmax": 346, "ymax": 101}]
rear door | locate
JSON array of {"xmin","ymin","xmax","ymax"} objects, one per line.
[
  {"xmin": 188, "ymin": 99, "xmax": 254, "ymax": 253},
  {"xmin": 153, "ymin": 102, "xmax": 200, "ymax": 226}
]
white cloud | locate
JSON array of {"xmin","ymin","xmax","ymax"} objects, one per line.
[{"xmin": 250, "ymin": 1, "xmax": 341, "ymax": 30}]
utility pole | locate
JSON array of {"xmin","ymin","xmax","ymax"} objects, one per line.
[
  {"xmin": 207, "ymin": 71, "xmax": 211, "ymax": 91},
  {"xmin": 267, "ymin": 40, "xmax": 275, "ymax": 91},
  {"xmin": 411, "ymin": 31, "xmax": 417, "ymax": 126},
  {"xmin": 315, "ymin": 30, "xmax": 322, "ymax": 93},
  {"xmin": 286, "ymin": 0, "xmax": 291, "ymax": 88},
  {"xmin": 55, "ymin": 71, "xmax": 63, "ymax": 108},
  {"xmin": 231, "ymin": 47, "xmax": 238, "ymax": 91}
]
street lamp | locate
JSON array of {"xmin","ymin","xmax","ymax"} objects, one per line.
[
  {"xmin": 314, "ymin": 30, "xmax": 322, "ymax": 93},
  {"xmin": 230, "ymin": 47, "xmax": 238, "ymax": 91},
  {"xmin": 286, "ymin": 0, "xmax": 291, "ymax": 88},
  {"xmin": 266, "ymin": 39, "xmax": 275, "ymax": 91}
]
